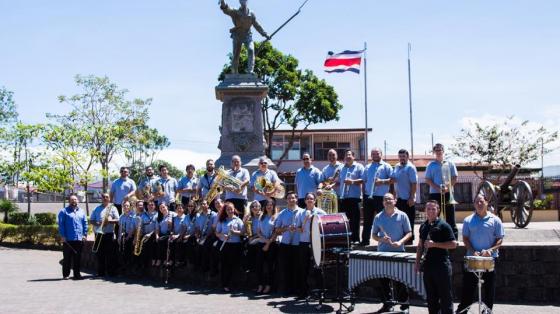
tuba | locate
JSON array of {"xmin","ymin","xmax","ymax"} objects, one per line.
[{"xmin": 255, "ymin": 176, "xmax": 286, "ymax": 199}]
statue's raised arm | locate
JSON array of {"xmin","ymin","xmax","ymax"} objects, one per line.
[{"xmin": 219, "ymin": 0, "xmax": 269, "ymax": 74}]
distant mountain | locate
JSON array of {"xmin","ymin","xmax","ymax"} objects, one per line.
[{"xmin": 543, "ymin": 165, "xmax": 560, "ymax": 177}]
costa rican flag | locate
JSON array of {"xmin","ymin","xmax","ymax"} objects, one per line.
[{"xmin": 324, "ymin": 50, "xmax": 364, "ymax": 74}]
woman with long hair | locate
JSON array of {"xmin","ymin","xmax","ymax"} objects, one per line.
[
  {"xmin": 215, "ymin": 201, "xmax": 244, "ymax": 292},
  {"xmin": 255, "ymin": 198, "xmax": 278, "ymax": 294}
]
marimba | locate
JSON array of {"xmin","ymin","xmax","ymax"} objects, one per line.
[{"xmin": 348, "ymin": 250, "xmax": 426, "ymax": 299}]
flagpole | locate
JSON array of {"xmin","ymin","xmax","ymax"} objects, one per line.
[
  {"xmin": 407, "ymin": 42, "xmax": 414, "ymax": 161},
  {"xmin": 363, "ymin": 42, "xmax": 369, "ymax": 165}
]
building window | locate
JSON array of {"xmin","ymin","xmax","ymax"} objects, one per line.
[
  {"xmin": 271, "ymin": 135, "xmax": 301, "ymax": 161},
  {"xmin": 314, "ymin": 142, "xmax": 351, "ymax": 161}
]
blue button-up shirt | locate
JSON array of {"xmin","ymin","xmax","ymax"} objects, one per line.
[
  {"xmin": 141, "ymin": 211, "xmax": 158, "ymax": 234},
  {"xmin": 463, "ymin": 212, "xmax": 505, "ymax": 258},
  {"xmin": 110, "ymin": 177, "xmax": 137, "ymax": 205},
  {"xmin": 225, "ymin": 168, "xmax": 250, "ymax": 200},
  {"xmin": 157, "ymin": 212, "xmax": 177, "ymax": 235},
  {"xmin": 295, "ymin": 166, "xmax": 322, "ymax": 198},
  {"xmin": 195, "ymin": 211, "xmax": 217, "ymax": 237},
  {"xmin": 91, "ymin": 204, "xmax": 120, "ymax": 234},
  {"xmin": 296, "ymin": 207, "xmax": 326, "ymax": 243},
  {"xmin": 153, "ymin": 177, "xmax": 178, "ymax": 205},
  {"xmin": 177, "ymin": 175, "xmax": 197, "ymax": 198},
  {"xmin": 257, "ymin": 215, "xmax": 275, "ymax": 243},
  {"xmin": 363, "ymin": 160, "xmax": 393, "ymax": 197},
  {"xmin": 339, "ymin": 163, "xmax": 364, "ymax": 199},
  {"xmin": 274, "ymin": 207, "xmax": 301, "ymax": 245},
  {"xmin": 321, "ymin": 162, "xmax": 343, "ymax": 197},
  {"xmin": 425, "ymin": 160, "xmax": 458, "ymax": 194},
  {"xmin": 216, "ymin": 217, "xmax": 244, "ymax": 243},
  {"xmin": 58, "ymin": 206, "xmax": 88, "ymax": 241},
  {"xmin": 372, "ymin": 209, "xmax": 411, "ymax": 252},
  {"xmin": 391, "ymin": 162, "xmax": 418, "ymax": 200},
  {"xmin": 118, "ymin": 211, "xmax": 136, "ymax": 235},
  {"xmin": 173, "ymin": 214, "xmax": 186, "ymax": 234},
  {"xmin": 250, "ymin": 169, "xmax": 280, "ymax": 201},
  {"xmin": 199, "ymin": 172, "xmax": 217, "ymax": 198}
]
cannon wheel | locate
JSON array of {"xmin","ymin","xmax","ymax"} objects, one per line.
[
  {"xmin": 476, "ymin": 181, "xmax": 499, "ymax": 216},
  {"xmin": 510, "ymin": 180, "xmax": 534, "ymax": 228}
]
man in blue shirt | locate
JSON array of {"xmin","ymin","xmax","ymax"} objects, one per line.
[
  {"xmin": 391, "ymin": 149, "xmax": 418, "ymax": 245},
  {"xmin": 110, "ymin": 166, "xmax": 137, "ymax": 215},
  {"xmin": 58, "ymin": 194, "xmax": 88, "ymax": 280},
  {"xmin": 457, "ymin": 194, "xmax": 505, "ymax": 313},
  {"xmin": 136, "ymin": 166, "xmax": 159, "ymax": 202},
  {"xmin": 371, "ymin": 193, "xmax": 412, "ymax": 312},
  {"xmin": 153, "ymin": 165, "xmax": 179, "ymax": 216},
  {"xmin": 198, "ymin": 159, "xmax": 218, "ymax": 211},
  {"xmin": 251, "ymin": 157, "xmax": 281, "ymax": 208},
  {"xmin": 425, "ymin": 143, "xmax": 459, "ymax": 239},
  {"xmin": 177, "ymin": 164, "xmax": 198, "ymax": 207},
  {"xmin": 338, "ymin": 150, "xmax": 364, "ymax": 244},
  {"xmin": 362, "ymin": 148, "xmax": 392, "ymax": 246},
  {"xmin": 224, "ymin": 155, "xmax": 250, "ymax": 213},
  {"xmin": 295, "ymin": 153, "xmax": 322, "ymax": 208}
]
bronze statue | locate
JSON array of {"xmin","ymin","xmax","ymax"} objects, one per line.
[{"xmin": 219, "ymin": 0, "xmax": 270, "ymax": 74}]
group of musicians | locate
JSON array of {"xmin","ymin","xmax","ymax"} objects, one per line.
[{"xmin": 58, "ymin": 144, "xmax": 504, "ymax": 313}]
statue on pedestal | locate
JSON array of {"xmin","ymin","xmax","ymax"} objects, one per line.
[{"xmin": 219, "ymin": 0, "xmax": 270, "ymax": 74}]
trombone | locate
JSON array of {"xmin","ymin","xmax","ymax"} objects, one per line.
[{"xmin": 440, "ymin": 161, "xmax": 458, "ymax": 220}]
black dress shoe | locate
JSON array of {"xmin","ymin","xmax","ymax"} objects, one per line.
[{"xmin": 72, "ymin": 276, "xmax": 83, "ymax": 280}]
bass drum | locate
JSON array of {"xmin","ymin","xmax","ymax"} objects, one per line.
[{"xmin": 311, "ymin": 213, "xmax": 351, "ymax": 267}]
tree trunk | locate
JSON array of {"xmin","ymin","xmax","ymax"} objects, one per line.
[
  {"xmin": 84, "ymin": 181, "xmax": 90, "ymax": 215},
  {"xmin": 102, "ymin": 160, "xmax": 109, "ymax": 193}
]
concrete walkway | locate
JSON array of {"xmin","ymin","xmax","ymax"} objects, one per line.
[{"xmin": 1, "ymin": 246, "xmax": 558, "ymax": 314}]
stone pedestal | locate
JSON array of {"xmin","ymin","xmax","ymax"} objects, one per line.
[{"xmin": 214, "ymin": 73, "xmax": 275, "ymax": 170}]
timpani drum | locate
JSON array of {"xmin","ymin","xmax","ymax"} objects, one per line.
[
  {"xmin": 464, "ymin": 256, "xmax": 495, "ymax": 272},
  {"xmin": 311, "ymin": 213, "xmax": 351, "ymax": 267}
]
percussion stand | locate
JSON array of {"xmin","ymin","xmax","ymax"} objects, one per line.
[
  {"xmin": 458, "ymin": 270, "xmax": 491, "ymax": 314},
  {"xmin": 334, "ymin": 248, "xmax": 354, "ymax": 314},
  {"xmin": 306, "ymin": 265, "xmax": 327, "ymax": 310}
]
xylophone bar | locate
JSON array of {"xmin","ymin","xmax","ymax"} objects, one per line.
[{"xmin": 348, "ymin": 250, "xmax": 426, "ymax": 299}]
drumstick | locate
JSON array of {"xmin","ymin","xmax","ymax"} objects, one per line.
[
  {"xmin": 379, "ymin": 225, "xmax": 392, "ymax": 244},
  {"xmin": 63, "ymin": 241, "xmax": 78, "ymax": 254}
]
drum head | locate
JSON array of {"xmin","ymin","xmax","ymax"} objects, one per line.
[{"xmin": 311, "ymin": 215, "xmax": 323, "ymax": 267}]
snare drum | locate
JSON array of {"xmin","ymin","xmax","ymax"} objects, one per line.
[
  {"xmin": 311, "ymin": 213, "xmax": 351, "ymax": 267},
  {"xmin": 464, "ymin": 256, "xmax": 495, "ymax": 272}
]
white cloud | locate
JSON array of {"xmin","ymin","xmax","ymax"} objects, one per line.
[{"xmin": 157, "ymin": 148, "xmax": 219, "ymax": 170}]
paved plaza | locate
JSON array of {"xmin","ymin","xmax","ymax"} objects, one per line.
[{"xmin": 0, "ymin": 246, "xmax": 558, "ymax": 314}]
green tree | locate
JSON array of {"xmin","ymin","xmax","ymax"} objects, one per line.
[
  {"xmin": 219, "ymin": 41, "xmax": 342, "ymax": 165},
  {"xmin": 22, "ymin": 155, "xmax": 74, "ymax": 209},
  {"xmin": 50, "ymin": 75, "xmax": 152, "ymax": 192},
  {"xmin": 0, "ymin": 87, "xmax": 19, "ymax": 124},
  {"xmin": 123, "ymin": 124, "xmax": 170, "ymax": 180},
  {"xmin": 152, "ymin": 160, "xmax": 183, "ymax": 180},
  {"xmin": 451, "ymin": 116, "xmax": 558, "ymax": 176}
]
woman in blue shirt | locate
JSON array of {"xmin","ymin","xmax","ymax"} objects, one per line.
[
  {"xmin": 256, "ymin": 198, "xmax": 278, "ymax": 294},
  {"xmin": 215, "ymin": 201, "xmax": 244, "ymax": 292},
  {"xmin": 244, "ymin": 200, "xmax": 261, "ymax": 276}
]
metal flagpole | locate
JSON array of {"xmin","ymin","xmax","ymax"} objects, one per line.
[
  {"xmin": 407, "ymin": 43, "xmax": 415, "ymax": 161},
  {"xmin": 363, "ymin": 42, "xmax": 369, "ymax": 164}
]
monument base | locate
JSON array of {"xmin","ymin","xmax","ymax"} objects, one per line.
[{"xmin": 214, "ymin": 73, "xmax": 274, "ymax": 171}]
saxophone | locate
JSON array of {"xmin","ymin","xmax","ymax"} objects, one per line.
[{"xmin": 133, "ymin": 216, "xmax": 144, "ymax": 256}]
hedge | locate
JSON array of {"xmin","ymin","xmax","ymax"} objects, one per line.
[{"xmin": 0, "ymin": 223, "xmax": 60, "ymax": 245}]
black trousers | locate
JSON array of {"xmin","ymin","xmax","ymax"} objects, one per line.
[
  {"xmin": 157, "ymin": 235, "xmax": 171, "ymax": 261},
  {"xmin": 255, "ymin": 242, "xmax": 277, "ymax": 286},
  {"xmin": 341, "ymin": 198, "xmax": 361, "ymax": 242},
  {"xmin": 277, "ymin": 243, "xmax": 299, "ymax": 294},
  {"xmin": 119, "ymin": 236, "xmax": 133, "ymax": 270},
  {"xmin": 429, "ymin": 193, "xmax": 458, "ymax": 239},
  {"xmin": 245, "ymin": 242, "xmax": 259, "ymax": 272},
  {"xmin": 379, "ymin": 278, "xmax": 409, "ymax": 306},
  {"xmin": 62, "ymin": 240, "xmax": 83, "ymax": 278},
  {"xmin": 226, "ymin": 198, "xmax": 247, "ymax": 215},
  {"xmin": 457, "ymin": 269, "xmax": 496, "ymax": 312},
  {"xmin": 423, "ymin": 261, "xmax": 454, "ymax": 314},
  {"xmin": 362, "ymin": 196, "xmax": 383, "ymax": 244},
  {"xmin": 114, "ymin": 204, "xmax": 122, "ymax": 235},
  {"xmin": 141, "ymin": 234, "xmax": 156, "ymax": 265},
  {"xmin": 396, "ymin": 198, "xmax": 416, "ymax": 244},
  {"xmin": 220, "ymin": 242, "xmax": 242, "ymax": 288},
  {"xmin": 95, "ymin": 233, "xmax": 116, "ymax": 276},
  {"xmin": 297, "ymin": 242, "xmax": 312, "ymax": 296},
  {"xmin": 195, "ymin": 235, "xmax": 217, "ymax": 273}
]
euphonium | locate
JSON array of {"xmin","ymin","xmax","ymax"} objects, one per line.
[
  {"xmin": 255, "ymin": 176, "xmax": 286, "ymax": 199},
  {"xmin": 216, "ymin": 166, "xmax": 243, "ymax": 191},
  {"xmin": 317, "ymin": 190, "xmax": 338, "ymax": 214}
]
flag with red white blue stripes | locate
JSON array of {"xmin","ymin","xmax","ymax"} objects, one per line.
[{"xmin": 324, "ymin": 50, "xmax": 364, "ymax": 74}]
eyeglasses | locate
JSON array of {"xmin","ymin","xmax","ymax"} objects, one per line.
[
  {"xmin": 303, "ymin": 158, "xmax": 310, "ymax": 161},
  {"xmin": 259, "ymin": 162, "xmax": 267, "ymax": 165}
]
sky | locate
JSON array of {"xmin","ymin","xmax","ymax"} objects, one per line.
[{"xmin": 1, "ymin": 0, "xmax": 559, "ymax": 170}]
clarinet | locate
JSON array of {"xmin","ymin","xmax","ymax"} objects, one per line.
[{"xmin": 164, "ymin": 215, "xmax": 174, "ymax": 284}]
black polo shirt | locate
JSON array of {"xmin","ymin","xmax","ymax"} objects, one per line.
[{"xmin": 419, "ymin": 218, "xmax": 456, "ymax": 264}]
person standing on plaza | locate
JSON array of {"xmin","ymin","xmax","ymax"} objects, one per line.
[
  {"xmin": 225, "ymin": 155, "xmax": 250, "ymax": 214},
  {"xmin": 137, "ymin": 165, "xmax": 159, "ymax": 202},
  {"xmin": 295, "ymin": 153, "xmax": 322, "ymax": 209},
  {"xmin": 198, "ymin": 159, "xmax": 219, "ymax": 211},
  {"xmin": 391, "ymin": 149, "xmax": 418, "ymax": 245},
  {"xmin": 425, "ymin": 143, "xmax": 459, "ymax": 239},
  {"xmin": 153, "ymin": 165, "xmax": 179, "ymax": 217},
  {"xmin": 371, "ymin": 193, "xmax": 412, "ymax": 313},
  {"xmin": 90, "ymin": 193, "xmax": 120, "ymax": 277},
  {"xmin": 456, "ymin": 194, "xmax": 505, "ymax": 313},
  {"xmin": 338, "ymin": 150, "xmax": 364, "ymax": 244},
  {"xmin": 415, "ymin": 200, "xmax": 457, "ymax": 314},
  {"xmin": 58, "ymin": 194, "xmax": 88, "ymax": 280},
  {"xmin": 110, "ymin": 166, "xmax": 137, "ymax": 215},
  {"xmin": 176, "ymin": 164, "xmax": 198, "ymax": 208},
  {"xmin": 362, "ymin": 148, "xmax": 392, "ymax": 246},
  {"xmin": 251, "ymin": 157, "xmax": 281, "ymax": 209}
]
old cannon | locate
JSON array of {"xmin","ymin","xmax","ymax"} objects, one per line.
[{"xmin": 476, "ymin": 164, "xmax": 534, "ymax": 228}]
